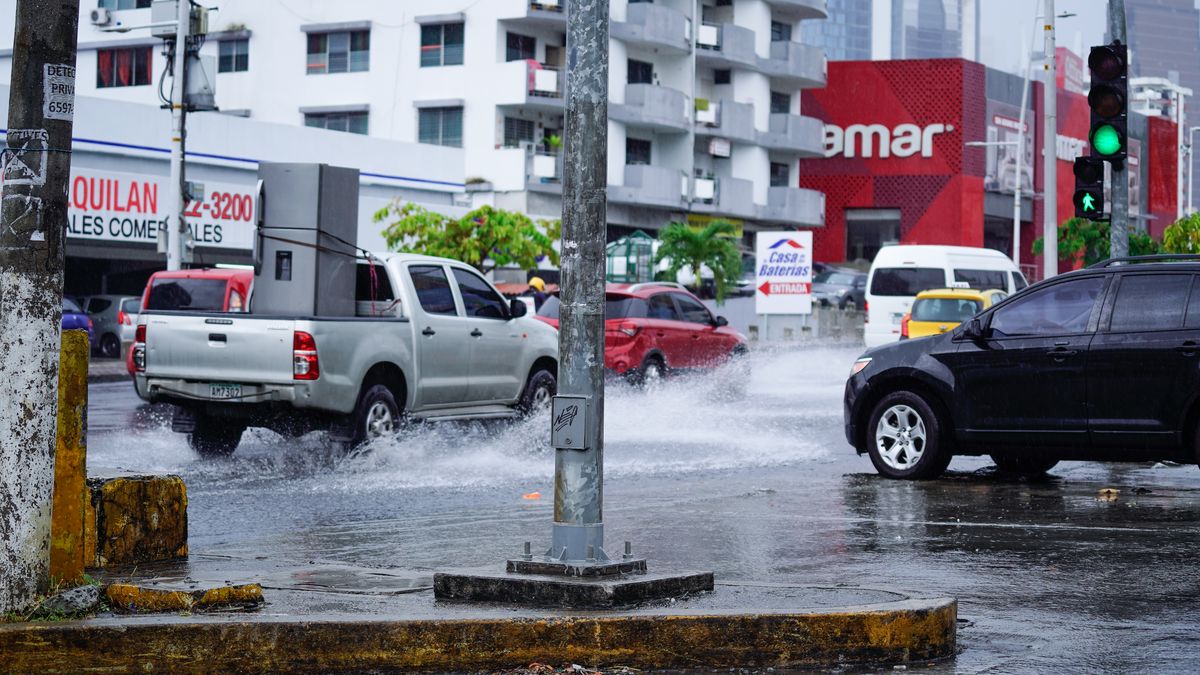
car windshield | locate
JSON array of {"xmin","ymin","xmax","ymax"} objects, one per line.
[
  {"xmin": 62, "ymin": 298, "xmax": 82, "ymax": 313},
  {"xmin": 146, "ymin": 278, "xmax": 227, "ymax": 311},
  {"xmin": 815, "ymin": 271, "xmax": 858, "ymax": 285},
  {"xmin": 912, "ymin": 297, "xmax": 982, "ymax": 322},
  {"xmin": 870, "ymin": 267, "xmax": 945, "ymax": 296},
  {"xmin": 536, "ymin": 294, "xmax": 648, "ymax": 320}
]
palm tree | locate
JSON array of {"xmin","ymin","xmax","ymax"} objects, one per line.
[{"xmin": 654, "ymin": 221, "xmax": 744, "ymax": 303}]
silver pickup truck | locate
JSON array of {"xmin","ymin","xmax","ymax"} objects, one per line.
[{"xmin": 134, "ymin": 253, "xmax": 559, "ymax": 457}]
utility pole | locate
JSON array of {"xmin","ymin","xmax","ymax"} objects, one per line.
[
  {"xmin": 1042, "ymin": 0, "xmax": 1058, "ymax": 278},
  {"xmin": 553, "ymin": 0, "xmax": 610, "ymax": 563},
  {"xmin": 0, "ymin": 0, "xmax": 79, "ymax": 612},
  {"xmin": 166, "ymin": 0, "xmax": 190, "ymax": 270},
  {"xmin": 1109, "ymin": 0, "xmax": 1129, "ymax": 257}
]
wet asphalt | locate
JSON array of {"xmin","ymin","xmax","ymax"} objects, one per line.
[{"xmin": 88, "ymin": 345, "xmax": 1200, "ymax": 673}]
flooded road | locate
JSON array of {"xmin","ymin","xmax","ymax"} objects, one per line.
[{"xmin": 88, "ymin": 345, "xmax": 1200, "ymax": 672}]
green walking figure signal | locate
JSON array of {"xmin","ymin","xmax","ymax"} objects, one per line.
[{"xmin": 1073, "ymin": 156, "xmax": 1107, "ymax": 220}]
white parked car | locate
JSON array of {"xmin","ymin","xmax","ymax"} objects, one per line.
[{"xmin": 864, "ymin": 245, "xmax": 1028, "ymax": 348}]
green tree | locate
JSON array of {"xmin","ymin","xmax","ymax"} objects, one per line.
[
  {"xmin": 1034, "ymin": 217, "xmax": 1159, "ymax": 267},
  {"xmin": 654, "ymin": 221, "xmax": 743, "ymax": 303},
  {"xmin": 1162, "ymin": 213, "xmax": 1200, "ymax": 253},
  {"xmin": 375, "ymin": 202, "xmax": 560, "ymax": 273}
]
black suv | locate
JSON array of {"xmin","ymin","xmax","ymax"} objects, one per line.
[{"xmin": 845, "ymin": 256, "xmax": 1200, "ymax": 479}]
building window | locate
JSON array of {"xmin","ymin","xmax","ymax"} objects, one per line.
[
  {"xmin": 506, "ymin": 32, "xmax": 536, "ymax": 61},
  {"xmin": 771, "ymin": 21, "xmax": 792, "ymax": 42},
  {"xmin": 770, "ymin": 91, "xmax": 790, "ymax": 114},
  {"xmin": 98, "ymin": 0, "xmax": 152, "ymax": 8},
  {"xmin": 628, "ymin": 59, "xmax": 654, "ymax": 85},
  {"xmin": 419, "ymin": 107, "xmax": 464, "ymax": 147},
  {"xmin": 307, "ymin": 30, "xmax": 369, "ymax": 74},
  {"xmin": 770, "ymin": 162, "xmax": 790, "ymax": 187},
  {"xmin": 218, "ymin": 39, "xmax": 249, "ymax": 73},
  {"xmin": 304, "ymin": 111, "xmax": 369, "ymax": 135},
  {"xmin": 626, "ymin": 138, "xmax": 652, "ymax": 165},
  {"xmin": 96, "ymin": 47, "xmax": 152, "ymax": 88},
  {"xmin": 503, "ymin": 117, "xmax": 536, "ymax": 148},
  {"xmin": 421, "ymin": 23, "xmax": 464, "ymax": 67},
  {"xmin": 714, "ymin": 68, "xmax": 732, "ymax": 85}
]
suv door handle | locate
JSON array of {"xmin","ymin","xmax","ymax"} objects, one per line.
[
  {"xmin": 422, "ymin": 327, "xmax": 436, "ymax": 336},
  {"xmin": 470, "ymin": 328, "xmax": 483, "ymax": 337},
  {"xmin": 1176, "ymin": 341, "xmax": 1197, "ymax": 355},
  {"xmin": 1046, "ymin": 347, "xmax": 1077, "ymax": 359}
]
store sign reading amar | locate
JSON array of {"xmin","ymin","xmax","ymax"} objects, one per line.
[{"xmin": 823, "ymin": 123, "xmax": 954, "ymax": 159}]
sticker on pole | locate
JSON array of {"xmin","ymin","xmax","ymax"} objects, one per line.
[
  {"xmin": 3, "ymin": 129, "xmax": 48, "ymax": 187},
  {"xmin": 43, "ymin": 64, "xmax": 75, "ymax": 122},
  {"xmin": 755, "ymin": 231, "xmax": 813, "ymax": 315},
  {"xmin": 550, "ymin": 395, "xmax": 589, "ymax": 450}
]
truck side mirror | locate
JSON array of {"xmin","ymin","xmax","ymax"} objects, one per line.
[{"xmin": 510, "ymin": 298, "xmax": 528, "ymax": 318}]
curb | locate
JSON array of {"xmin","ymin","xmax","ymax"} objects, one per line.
[
  {"xmin": 87, "ymin": 373, "xmax": 130, "ymax": 384},
  {"xmin": 0, "ymin": 597, "xmax": 956, "ymax": 672}
]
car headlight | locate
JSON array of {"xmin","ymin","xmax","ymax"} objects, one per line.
[{"xmin": 850, "ymin": 357, "xmax": 872, "ymax": 376}]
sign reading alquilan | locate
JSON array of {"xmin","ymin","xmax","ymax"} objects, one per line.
[{"xmin": 67, "ymin": 168, "xmax": 256, "ymax": 250}]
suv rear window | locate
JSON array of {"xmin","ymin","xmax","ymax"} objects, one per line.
[
  {"xmin": 870, "ymin": 268, "xmax": 944, "ymax": 296},
  {"xmin": 954, "ymin": 268, "xmax": 1007, "ymax": 290},
  {"xmin": 536, "ymin": 294, "xmax": 647, "ymax": 320},
  {"xmin": 146, "ymin": 278, "xmax": 227, "ymax": 311},
  {"xmin": 912, "ymin": 297, "xmax": 982, "ymax": 322}
]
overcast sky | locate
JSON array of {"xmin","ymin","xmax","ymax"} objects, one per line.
[{"xmin": 979, "ymin": 0, "xmax": 1114, "ymax": 75}]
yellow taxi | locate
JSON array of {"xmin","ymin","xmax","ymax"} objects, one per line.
[{"xmin": 900, "ymin": 287, "xmax": 1008, "ymax": 339}]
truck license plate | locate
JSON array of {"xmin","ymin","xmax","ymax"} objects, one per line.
[{"xmin": 209, "ymin": 383, "xmax": 242, "ymax": 400}]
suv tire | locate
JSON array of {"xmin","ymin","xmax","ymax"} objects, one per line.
[
  {"xmin": 350, "ymin": 384, "xmax": 402, "ymax": 448},
  {"xmin": 518, "ymin": 368, "xmax": 557, "ymax": 416},
  {"xmin": 990, "ymin": 455, "xmax": 1059, "ymax": 476},
  {"xmin": 629, "ymin": 355, "xmax": 666, "ymax": 387},
  {"xmin": 189, "ymin": 417, "xmax": 245, "ymax": 458},
  {"xmin": 866, "ymin": 391, "xmax": 951, "ymax": 480}
]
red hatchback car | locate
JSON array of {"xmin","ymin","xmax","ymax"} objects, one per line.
[{"xmin": 536, "ymin": 282, "xmax": 747, "ymax": 382}]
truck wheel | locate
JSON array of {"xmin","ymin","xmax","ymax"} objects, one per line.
[
  {"xmin": 990, "ymin": 455, "xmax": 1059, "ymax": 476},
  {"xmin": 351, "ymin": 384, "xmax": 401, "ymax": 447},
  {"xmin": 866, "ymin": 391, "xmax": 951, "ymax": 480},
  {"xmin": 188, "ymin": 418, "xmax": 244, "ymax": 459},
  {"xmin": 518, "ymin": 368, "xmax": 557, "ymax": 416}
]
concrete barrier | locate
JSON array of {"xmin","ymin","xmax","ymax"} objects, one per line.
[
  {"xmin": 703, "ymin": 297, "xmax": 864, "ymax": 343},
  {"xmin": 84, "ymin": 473, "xmax": 188, "ymax": 568},
  {"xmin": 50, "ymin": 330, "xmax": 89, "ymax": 585}
]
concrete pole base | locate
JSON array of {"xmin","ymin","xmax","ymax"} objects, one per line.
[{"xmin": 434, "ymin": 566, "xmax": 714, "ymax": 609}]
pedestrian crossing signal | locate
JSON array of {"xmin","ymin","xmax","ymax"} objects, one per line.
[{"xmin": 1073, "ymin": 156, "xmax": 1107, "ymax": 220}]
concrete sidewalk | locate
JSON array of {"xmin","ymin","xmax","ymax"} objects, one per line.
[
  {"xmin": 88, "ymin": 357, "xmax": 129, "ymax": 384},
  {"xmin": 0, "ymin": 554, "xmax": 956, "ymax": 672}
]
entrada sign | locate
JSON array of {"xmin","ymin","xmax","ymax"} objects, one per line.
[
  {"xmin": 755, "ymin": 231, "xmax": 813, "ymax": 315},
  {"xmin": 823, "ymin": 122, "xmax": 954, "ymax": 159}
]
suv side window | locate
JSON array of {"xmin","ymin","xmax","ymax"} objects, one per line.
[
  {"xmin": 647, "ymin": 293, "xmax": 681, "ymax": 320},
  {"xmin": 1109, "ymin": 274, "xmax": 1191, "ymax": 332},
  {"xmin": 452, "ymin": 268, "xmax": 509, "ymax": 320},
  {"xmin": 1185, "ymin": 278, "xmax": 1200, "ymax": 328},
  {"xmin": 674, "ymin": 294, "xmax": 712, "ymax": 324},
  {"xmin": 989, "ymin": 276, "xmax": 1104, "ymax": 338},
  {"xmin": 87, "ymin": 298, "xmax": 113, "ymax": 314},
  {"xmin": 408, "ymin": 265, "xmax": 457, "ymax": 315}
]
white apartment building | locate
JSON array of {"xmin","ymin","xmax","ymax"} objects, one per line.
[{"xmin": 0, "ymin": 0, "xmax": 828, "ymax": 242}]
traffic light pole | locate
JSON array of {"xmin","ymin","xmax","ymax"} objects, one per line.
[
  {"xmin": 1042, "ymin": 0, "xmax": 1058, "ymax": 278},
  {"xmin": 165, "ymin": 0, "xmax": 190, "ymax": 271},
  {"xmin": 1109, "ymin": 0, "xmax": 1129, "ymax": 258}
]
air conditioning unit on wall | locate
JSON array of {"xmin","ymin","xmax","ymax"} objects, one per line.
[{"xmin": 89, "ymin": 8, "xmax": 112, "ymax": 26}]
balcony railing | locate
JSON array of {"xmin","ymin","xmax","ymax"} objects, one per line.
[
  {"xmin": 527, "ymin": 63, "xmax": 562, "ymax": 99},
  {"xmin": 529, "ymin": 0, "xmax": 564, "ymax": 14},
  {"xmin": 527, "ymin": 148, "xmax": 563, "ymax": 183}
]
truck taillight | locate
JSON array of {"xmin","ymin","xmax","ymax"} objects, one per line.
[
  {"xmin": 900, "ymin": 313, "xmax": 911, "ymax": 339},
  {"xmin": 293, "ymin": 331, "xmax": 319, "ymax": 380},
  {"xmin": 863, "ymin": 300, "xmax": 869, "ymax": 324},
  {"xmin": 133, "ymin": 324, "xmax": 147, "ymax": 372},
  {"xmin": 618, "ymin": 322, "xmax": 640, "ymax": 338}
]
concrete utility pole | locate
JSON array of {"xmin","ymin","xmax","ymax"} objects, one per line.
[
  {"xmin": 554, "ymin": 0, "xmax": 610, "ymax": 562},
  {"xmin": 166, "ymin": 0, "xmax": 190, "ymax": 270},
  {"xmin": 0, "ymin": 0, "xmax": 80, "ymax": 612},
  {"xmin": 1109, "ymin": 0, "xmax": 1129, "ymax": 258},
  {"xmin": 1042, "ymin": 0, "xmax": 1058, "ymax": 278}
]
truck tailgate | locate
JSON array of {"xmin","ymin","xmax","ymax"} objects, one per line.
[{"xmin": 143, "ymin": 313, "xmax": 295, "ymax": 384}]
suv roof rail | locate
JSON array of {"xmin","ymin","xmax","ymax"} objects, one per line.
[
  {"xmin": 628, "ymin": 281, "xmax": 686, "ymax": 292},
  {"xmin": 1088, "ymin": 254, "xmax": 1200, "ymax": 269}
]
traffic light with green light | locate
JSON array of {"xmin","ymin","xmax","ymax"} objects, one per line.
[
  {"xmin": 1088, "ymin": 42, "xmax": 1128, "ymax": 167},
  {"xmin": 1073, "ymin": 156, "xmax": 1107, "ymax": 220}
]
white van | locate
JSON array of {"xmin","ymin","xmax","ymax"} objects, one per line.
[{"xmin": 864, "ymin": 245, "xmax": 1027, "ymax": 347}]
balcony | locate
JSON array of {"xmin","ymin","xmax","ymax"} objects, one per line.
[
  {"xmin": 610, "ymin": 84, "xmax": 690, "ymax": 133},
  {"xmin": 758, "ymin": 41, "xmax": 827, "ymax": 88},
  {"xmin": 497, "ymin": 61, "xmax": 564, "ymax": 113},
  {"xmin": 693, "ymin": 99, "xmax": 756, "ymax": 144},
  {"xmin": 758, "ymin": 186, "xmax": 825, "ymax": 226},
  {"xmin": 611, "ymin": 2, "xmax": 692, "ymax": 55},
  {"xmin": 695, "ymin": 22, "xmax": 758, "ymax": 70},
  {"xmin": 525, "ymin": 149, "xmax": 563, "ymax": 194},
  {"xmin": 758, "ymin": 113, "xmax": 824, "ymax": 156},
  {"xmin": 690, "ymin": 175, "xmax": 755, "ymax": 219},
  {"xmin": 610, "ymin": 164, "xmax": 689, "ymax": 209},
  {"xmin": 505, "ymin": 0, "xmax": 567, "ymax": 29},
  {"xmin": 764, "ymin": 0, "xmax": 828, "ymax": 21}
]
